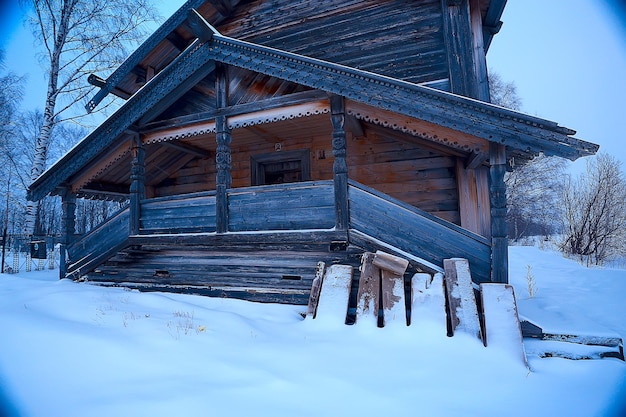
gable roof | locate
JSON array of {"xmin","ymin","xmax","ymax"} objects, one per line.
[
  {"xmin": 28, "ymin": 11, "xmax": 598, "ymax": 201},
  {"xmin": 86, "ymin": 0, "xmax": 508, "ymax": 112}
]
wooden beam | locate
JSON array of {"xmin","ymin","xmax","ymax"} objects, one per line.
[
  {"xmin": 464, "ymin": 151, "xmax": 488, "ymax": 169},
  {"xmin": 59, "ymin": 185, "xmax": 76, "ymax": 279},
  {"xmin": 330, "ymin": 94, "xmax": 349, "ymax": 231},
  {"xmin": 137, "ymin": 40, "xmax": 216, "ymax": 126},
  {"xmin": 87, "ymin": 74, "xmax": 132, "ymax": 100},
  {"xmin": 80, "ymin": 182, "xmax": 130, "ymax": 197},
  {"xmin": 215, "ymin": 63, "xmax": 231, "ymax": 234},
  {"xmin": 489, "ymin": 142, "xmax": 507, "ymax": 283},
  {"xmin": 129, "ymin": 134, "xmax": 145, "ymax": 235},
  {"xmin": 441, "ymin": 0, "xmax": 480, "ymax": 99},
  {"xmin": 161, "ymin": 140, "xmax": 211, "ymax": 158},
  {"xmin": 141, "ymin": 90, "xmax": 328, "ymax": 132},
  {"xmin": 469, "ymin": 0, "xmax": 490, "ymax": 102},
  {"xmin": 187, "ymin": 8, "xmax": 220, "ymax": 43}
]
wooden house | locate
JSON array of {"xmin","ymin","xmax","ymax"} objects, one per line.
[{"xmin": 28, "ymin": 0, "xmax": 598, "ymax": 305}]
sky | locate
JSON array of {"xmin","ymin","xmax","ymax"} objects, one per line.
[{"xmin": 1, "ymin": 0, "xmax": 626, "ymax": 172}]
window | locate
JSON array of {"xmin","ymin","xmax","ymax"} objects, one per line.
[{"xmin": 251, "ymin": 150, "xmax": 311, "ymax": 186}]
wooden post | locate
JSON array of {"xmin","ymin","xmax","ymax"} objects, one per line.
[
  {"xmin": 330, "ymin": 94, "xmax": 349, "ymax": 230},
  {"xmin": 59, "ymin": 186, "xmax": 76, "ymax": 279},
  {"xmin": 441, "ymin": 0, "xmax": 489, "ymax": 102},
  {"xmin": 129, "ymin": 133, "xmax": 145, "ymax": 236},
  {"xmin": 489, "ymin": 143, "xmax": 508, "ymax": 283},
  {"xmin": 215, "ymin": 63, "xmax": 232, "ymax": 234}
]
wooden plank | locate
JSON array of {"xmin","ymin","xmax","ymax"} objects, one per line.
[
  {"xmin": 306, "ymin": 261, "xmax": 325, "ymax": 318},
  {"xmin": 456, "ymin": 158, "xmax": 481, "ymax": 236},
  {"xmin": 480, "ymin": 283, "xmax": 527, "ymax": 366},
  {"xmin": 443, "ymin": 258, "xmax": 482, "ymax": 340},
  {"xmin": 355, "ymin": 252, "xmax": 380, "ymax": 327},
  {"xmin": 348, "ymin": 183, "xmax": 491, "ymax": 282},
  {"xmin": 314, "ymin": 264, "xmax": 353, "ymax": 324},
  {"xmin": 411, "ymin": 272, "xmax": 447, "ymax": 330},
  {"xmin": 373, "ymin": 251, "xmax": 409, "ymax": 276},
  {"xmin": 381, "ymin": 268, "xmax": 407, "ymax": 328},
  {"xmin": 441, "ymin": 0, "xmax": 479, "ymax": 99}
]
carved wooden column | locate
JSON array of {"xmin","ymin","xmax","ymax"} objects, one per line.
[
  {"xmin": 59, "ymin": 186, "xmax": 76, "ymax": 279},
  {"xmin": 129, "ymin": 133, "xmax": 145, "ymax": 236},
  {"xmin": 330, "ymin": 94, "xmax": 349, "ymax": 230},
  {"xmin": 489, "ymin": 142, "xmax": 508, "ymax": 283},
  {"xmin": 215, "ymin": 63, "xmax": 232, "ymax": 234}
]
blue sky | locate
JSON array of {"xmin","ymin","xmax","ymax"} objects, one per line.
[{"xmin": 2, "ymin": 0, "xmax": 626, "ymax": 171}]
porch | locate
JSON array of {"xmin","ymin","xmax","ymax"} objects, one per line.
[{"xmin": 64, "ymin": 180, "xmax": 492, "ymax": 304}]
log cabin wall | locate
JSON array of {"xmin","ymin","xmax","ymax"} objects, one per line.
[{"xmin": 218, "ymin": 0, "xmax": 447, "ymax": 85}]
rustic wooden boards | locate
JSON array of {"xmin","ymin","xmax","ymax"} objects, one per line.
[
  {"xmin": 348, "ymin": 181, "xmax": 491, "ymax": 283},
  {"xmin": 314, "ymin": 264, "xmax": 354, "ymax": 324},
  {"xmin": 353, "ymin": 251, "xmax": 409, "ymax": 327},
  {"xmin": 410, "ymin": 272, "xmax": 447, "ymax": 329},
  {"xmin": 480, "ymin": 283, "xmax": 527, "ymax": 366},
  {"xmin": 355, "ymin": 252, "xmax": 379, "ymax": 326},
  {"xmin": 443, "ymin": 258, "xmax": 482, "ymax": 340}
]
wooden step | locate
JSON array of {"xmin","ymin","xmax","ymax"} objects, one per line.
[
  {"xmin": 410, "ymin": 272, "xmax": 446, "ymax": 330},
  {"xmin": 443, "ymin": 258, "xmax": 482, "ymax": 340},
  {"xmin": 480, "ymin": 283, "xmax": 527, "ymax": 366},
  {"xmin": 314, "ymin": 264, "xmax": 354, "ymax": 324}
]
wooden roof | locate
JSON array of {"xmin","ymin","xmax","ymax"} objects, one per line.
[
  {"xmin": 28, "ymin": 1, "xmax": 599, "ymax": 202},
  {"xmin": 87, "ymin": 0, "xmax": 507, "ymax": 111},
  {"xmin": 28, "ymin": 13, "xmax": 598, "ymax": 201}
]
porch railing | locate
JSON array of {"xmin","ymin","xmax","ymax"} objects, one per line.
[{"xmin": 65, "ymin": 180, "xmax": 491, "ymax": 283}]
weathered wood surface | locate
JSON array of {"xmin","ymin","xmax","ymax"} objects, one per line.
[
  {"xmin": 490, "ymin": 142, "xmax": 508, "ymax": 283},
  {"xmin": 306, "ymin": 261, "xmax": 325, "ymax": 318},
  {"xmin": 67, "ymin": 206, "xmax": 130, "ymax": 266},
  {"xmin": 221, "ymin": 0, "xmax": 447, "ymax": 85},
  {"xmin": 373, "ymin": 251, "xmax": 409, "ymax": 276},
  {"xmin": 130, "ymin": 229, "xmax": 348, "ymax": 250},
  {"xmin": 480, "ymin": 283, "xmax": 527, "ymax": 365},
  {"xmin": 443, "ymin": 258, "xmax": 482, "ymax": 340},
  {"xmin": 141, "ymin": 193, "xmax": 217, "ymax": 233},
  {"xmin": 380, "ymin": 268, "xmax": 408, "ymax": 328},
  {"xmin": 314, "ymin": 264, "xmax": 353, "ymax": 323},
  {"xmin": 228, "ymin": 181, "xmax": 335, "ymax": 232},
  {"xmin": 355, "ymin": 253, "xmax": 380, "ymax": 326},
  {"xmin": 348, "ymin": 181, "xmax": 491, "ymax": 283},
  {"xmin": 520, "ymin": 318, "xmax": 625, "ymax": 361},
  {"xmin": 410, "ymin": 272, "xmax": 447, "ymax": 329}
]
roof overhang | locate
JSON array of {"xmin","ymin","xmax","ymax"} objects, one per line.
[{"xmin": 28, "ymin": 12, "xmax": 598, "ymax": 201}]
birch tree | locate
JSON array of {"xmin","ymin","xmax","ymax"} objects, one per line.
[{"xmin": 22, "ymin": 0, "xmax": 159, "ymax": 236}]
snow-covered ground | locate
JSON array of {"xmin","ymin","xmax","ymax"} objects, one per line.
[{"xmin": 1, "ymin": 246, "xmax": 625, "ymax": 417}]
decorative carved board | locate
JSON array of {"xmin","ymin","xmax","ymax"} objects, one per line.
[
  {"xmin": 381, "ymin": 269, "xmax": 407, "ymax": 327},
  {"xmin": 355, "ymin": 253, "xmax": 380, "ymax": 327},
  {"xmin": 314, "ymin": 264, "xmax": 353, "ymax": 324},
  {"xmin": 306, "ymin": 261, "xmax": 326, "ymax": 318},
  {"xmin": 480, "ymin": 283, "xmax": 528, "ymax": 367},
  {"xmin": 410, "ymin": 272, "xmax": 447, "ymax": 330},
  {"xmin": 443, "ymin": 258, "xmax": 482, "ymax": 340}
]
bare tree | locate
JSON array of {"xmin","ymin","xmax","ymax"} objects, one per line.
[
  {"xmin": 505, "ymin": 154, "xmax": 567, "ymax": 241},
  {"xmin": 489, "ymin": 70, "xmax": 522, "ymax": 111},
  {"xmin": 560, "ymin": 153, "xmax": 626, "ymax": 265},
  {"xmin": 22, "ymin": 0, "xmax": 159, "ymax": 236},
  {"xmin": 489, "ymin": 70, "xmax": 565, "ymax": 240}
]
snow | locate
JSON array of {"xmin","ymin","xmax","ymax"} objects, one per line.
[{"xmin": 1, "ymin": 246, "xmax": 626, "ymax": 417}]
